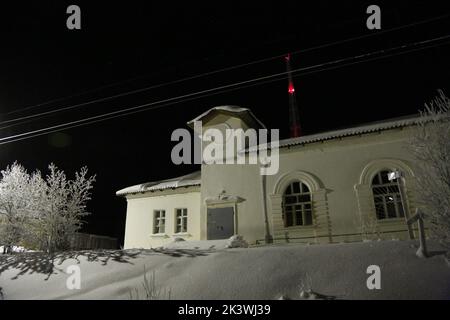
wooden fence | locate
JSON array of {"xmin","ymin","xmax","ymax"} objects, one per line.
[{"xmin": 69, "ymin": 233, "xmax": 118, "ymax": 250}]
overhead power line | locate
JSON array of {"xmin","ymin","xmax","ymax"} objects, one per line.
[
  {"xmin": 2, "ymin": 11, "xmax": 450, "ymax": 122},
  {"xmin": 0, "ymin": 34, "xmax": 449, "ymax": 146}
]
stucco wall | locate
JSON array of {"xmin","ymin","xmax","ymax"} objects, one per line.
[
  {"xmin": 265, "ymin": 127, "xmax": 419, "ymax": 244},
  {"xmin": 199, "ymin": 126, "xmax": 420, "ymax": 245},
  {"xmin": 200, "ymin": 163, "xmax": 265, "ymax": 242},
  {"xmin": 123, "ymin": 188, "xmax": 201, "ymax": 249}
]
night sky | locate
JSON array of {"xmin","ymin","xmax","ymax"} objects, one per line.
[{"xmin": 1, "ymin": 1, "xmax": 449, "ymax": 245}]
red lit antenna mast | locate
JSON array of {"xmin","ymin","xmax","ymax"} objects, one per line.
[{"xmin": 285, "ymin": 53, "xmax": 301, "ymax": 138}]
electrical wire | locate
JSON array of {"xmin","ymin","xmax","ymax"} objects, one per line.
[
  {"xmin": 1, "ymin": 34, "xmax": 449, "ymax": 145},
  {"xmin": 2, "ymin": 11, "xmax": 449, "ymax": 121}
]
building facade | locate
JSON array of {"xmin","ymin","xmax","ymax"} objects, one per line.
[{"xmin": 117, "ymin": 106, "xmax": 423, "ymax": 249}]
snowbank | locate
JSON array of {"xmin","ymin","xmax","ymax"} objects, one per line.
[{"xmin": 0, "ymin": 240, "xmax": 449, "ymax": 300}]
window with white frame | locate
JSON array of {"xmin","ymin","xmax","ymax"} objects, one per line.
[
  {"xmin": 175, "ymin": 208, "xmax": 188, "ymax": 233},
  {"xmin": 153, "ymin": 210, "xmax": 166, "ymax": 234},
  {"xmin": 371, "ymin": 171, "xmax": 405, "ymax": 220},
  {"xmin": 282, "ymin": 181, "xmax": 313, "ymax": 227}
]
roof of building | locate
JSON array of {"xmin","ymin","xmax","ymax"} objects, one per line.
[
  {"xmin": 116, "ymin": 170, "xmax": 201, "ymax": 196},
  {"xmin": 187, "ymin": 105, "xmax": 266, "ymax": 130},
  {"xmin": 246, "ymin": 114, "xmax": 426, "ymax": 152}
]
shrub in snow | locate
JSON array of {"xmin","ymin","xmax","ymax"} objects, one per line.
[
  {"xmin": 129, "ymin": 267, "xmax": 171, "ymax": 300},
  {"xmin": 226, "ymin": 235, "xmax": 249, "ymax": 248},
  {"xmin": 409, "ymin": 90, "xmax": 450, "ymax": 252},
  {"xmin": 173, "ymin": 237, "xmax": 185, "ymax": 242}
]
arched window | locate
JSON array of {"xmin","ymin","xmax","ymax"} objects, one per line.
[
  {"xmin": 282, "ymin": 181, "xmax": 313, "ymax": 227},
  {"xmin": 371, "ymin": 171, "xmax": 405, "ymax": 220}
]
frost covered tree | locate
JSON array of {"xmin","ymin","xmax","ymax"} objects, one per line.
[
  {"xmin": 0, "ymin": 162, "xmax": 95, "ymax": 254},
  {"xmin": 0, "ymin": 163, "xmax": 34, "ymax": 254},
  {"xmin": 409, "ymin": 90, "xmax": 450, "ymax": 251},
  {"xmin": 32, "ymin": 164, "xmax": 96, "ymax": 253}
]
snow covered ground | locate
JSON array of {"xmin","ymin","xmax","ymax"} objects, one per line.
[{"xmin": 0, "ymin": 240, "xmax": 449, "ymax": 300}]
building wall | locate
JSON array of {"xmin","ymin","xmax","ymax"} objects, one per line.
[
  {"xmin": 199, "ymin": 113, "xmax": 268, "ymax": 243},
  {"xmin": 199, "ymin": 124, "xmax": 421, "ymax": 245},
  {"xmin": 123, "ymin": 187, "xmax": 201, "ymax": 249},
  {"xmin": 264, "ymin": 127, "xmax": 420, "ymax": 244},
  {"xmin": 200, "ymin": 163, "xmax": 265, "ymax": 242},
  {"xmin": 123, "ymin": 112, "xmax": 424, "ymax": 248}
]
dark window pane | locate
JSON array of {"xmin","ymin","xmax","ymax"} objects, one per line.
[
  {"xmin": 387, "ymin": 185, "xmax": 399, "ymax": 193},
  {"xmin": 372, "ymin": 173, "xmax": 381, "ymax": 185},
  {"xmin": 285, "ymin": 185, "xmax": 292, "ymax": 195},
  {"xmin": 283, "ymin": 180, "xmax": 313, "ymax": 227},
  {"xmin": 295, "ymin": 212, "xmax": 303, "ymax": 226},
  {"xmin": 372, "ymin": 171, "xmax": 408, "ymax": 220},
  {"xmin": 397, "ymin": 200, "xmax": 405, "ymax": 217},
  {"xmin": 285, "ymin": 196, "xmax": 296, "ymax": 204},
  {"xmin": 386, "ymin": 198, "xmax": 397, "ymax": 218},
  {"xmin": 381, "ymin": 171, "xmax": 390, "ymax": 184},
  {"xmin": 375, "ymin": 202, "xmax": 385, "ymax": 219},
  {"xmin": 292, "ymin": 182, "xmax": 300, "ymax": 194},
  {"xmin": 301, "ymin": 183, "xmax": 310, "ymax": 193},
  {"xmin": 304, "ymin": 210, "xmax": 313, "ymax": 225},
  {"xmin": 285, "ymin": 211, "xmax": 293, "ymax": 227},
  {"xmin": 372, "ymin": 186, "xmax": 382, "ymax": 195},
  {"xmin": 374, "ymin": 195, "xmax": 383, "ymax": 203},
  {"xmin": 299, "ymin": 194, "xmax": 311, "ymax": 202}
]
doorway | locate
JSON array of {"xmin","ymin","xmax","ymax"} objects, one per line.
[{"xmin": 207, "ymin": 207, "xmax": 235, "ymax": 240}]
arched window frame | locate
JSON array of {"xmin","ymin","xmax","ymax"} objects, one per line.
[
  {"xmin": 282, "ymin": 181, "xmax": 313, "ymax": 227},
  {"xmin": 355, "ymin": 159, "xmax": 415, "ymax": 224},
  {"xmin": 371, "ymin": 170, "xmax": 405, "ymax": 220}
]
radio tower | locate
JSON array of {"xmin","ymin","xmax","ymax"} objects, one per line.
[{"xmin": 285, "ymin": 53, "xmax": 302, "ymax": 138}]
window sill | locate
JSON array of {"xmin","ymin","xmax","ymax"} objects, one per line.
[
  {"xmin": 284, "ymin": 225, "xmax": 316, "ymax": 231},
  {"xmin": 173, "ymin": 232, "xmax": 191, "ymax": 237},
  {"xmin": 150, "ymin": 233, "xmax": 169, "ymax": 238},
  {"xmin": 377, "ymin": 218, "xmax": 405, "ymax": 224}
]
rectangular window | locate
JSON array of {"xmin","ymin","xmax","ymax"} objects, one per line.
[
  {"xmin": 175, "ymin": 208, "xmax": 188, "ymax": 233},
  {"xmin": 153, "ymin": 210, "xmax": 166, "ymax": 234}
]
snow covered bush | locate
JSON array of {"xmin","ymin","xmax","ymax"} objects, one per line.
[
  {"xmin": 226, "ymin": 235, "xmax": 249, "ymax": 248},
  {"xmin": 0, "ymin": 162, "xmax": 95, "ymax": 254},
  {"xmin": 31, "ymin": 164, "xmax": 96, "ymax": 253},
  {"xmin": 409, "ymin": 90, "xmax": 450, "ymax": 252}
]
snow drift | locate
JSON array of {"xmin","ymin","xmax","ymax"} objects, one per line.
[{"xmin": 0, "ymin": 240, "xmax": 449, "ymax": 300}]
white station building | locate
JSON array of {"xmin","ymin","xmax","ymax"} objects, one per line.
[{"xmin": 117, "ymin": 106, "xmax": 424, "ymax": 249}]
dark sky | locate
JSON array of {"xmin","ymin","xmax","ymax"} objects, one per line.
[{"xmin": 1, "ymin": 1, "xmax": 449, "ymax": 245}]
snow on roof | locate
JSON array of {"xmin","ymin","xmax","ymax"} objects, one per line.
[
  {"xmin": 246, "ymin": 114, "xmax": 427, "ymax": 153},
  {"xmin": 116, "ymin": 171, "xmax": 201, "ymax": 196},
  {"xmin": 187, "ymin": 105, "xmax": 266, "ymax": 129}
]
